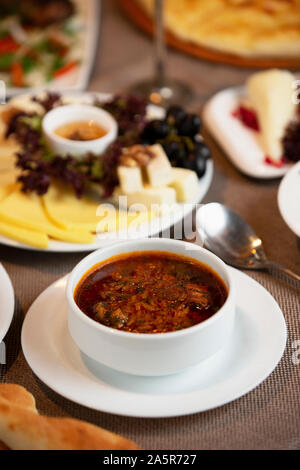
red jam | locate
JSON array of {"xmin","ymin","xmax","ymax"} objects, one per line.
[{"xmin": 232, "ymin": 105, "xmax": 260, "ymax": 132}]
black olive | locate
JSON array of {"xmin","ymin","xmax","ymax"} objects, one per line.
[
  {"xmin": 162, "ymin": 140, "xmax": 181, "ymax": 159},
  {"xmin": 177, "ymin": 113, "xmax": 201, "ymax": 137},
  {"xmin": 182, "ymin": 154, "xmax": 197, "ymax": 172},
  {"xmin": 194, "ymin": 155, "xmax": 207, "ymax": 178},
  {"xmin": 141, "ymin": 119, "xmax": 170, "ymax": 143},
  {"xmin": 194, "ymin": 141, "xmax": 211, "ymax": 160},
  {"xmin": 163, "ymin": 140, "xmax": 187, "ymax": 165},
  {"xmin": 166, "ymin": 105, "xmax": 186, "ymax": 126}
]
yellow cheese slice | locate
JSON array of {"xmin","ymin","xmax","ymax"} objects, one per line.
[
  {"xmin": 0, "ymin": 219, "xmax": 48, "ymax": 249},
  {"xmin": 0, "ymin": 169, "xmax": 19, "ymax": 188},
  {"xmin": 0, "ymin": 140, "xmax": 19, "ymax": 172},
  {"xmin": 95, "ymin": 203, "xmax": 155, "ymax": 234},
  {"xmin": 42, "ymin": 184, "xmax": 103, "ymax": 232},
  {"xmin": 42, "ymin": 184, "xmax": 155, "ymax": 234},
  {"xmin": 0, "ymin": 188, "xmax": 94, "ymax": 244},
  {"xmin": 0, "ymin": 183, "xmax": 17, "ymax": 202}
]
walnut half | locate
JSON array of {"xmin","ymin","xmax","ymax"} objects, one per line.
[{"xmin": 120, "ymin": 145, "xmax": 155, "ymax": 167}]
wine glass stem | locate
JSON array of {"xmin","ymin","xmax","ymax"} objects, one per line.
[{"xmin": 154, "ymin": 0, "xmax": 166, "ymax": 88}]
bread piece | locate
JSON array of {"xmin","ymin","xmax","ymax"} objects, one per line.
[
  {"xmin": 0, "ymin": 384, "xmax": 37, "ymax": 412},
  {"xmin": 0, "ymin": 384, "xmax": 138, "ymax": 450},
  {"xmin": 137, "ymin": 0, "xmax": 300, "ymax": 58},
  {"xmin": 0, "ymin": 384, "xmax": 37, "ymax": 450}
]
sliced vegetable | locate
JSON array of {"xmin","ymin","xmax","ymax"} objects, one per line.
[
  {"xmin": 0, "ymin": 35, "xmax": 19, "ymax": 54},
  {"xmin": 11, "ymin": 62, "xmax": 24, "ymax": 87},
  {"xmin": 53, "ymin": 60, "xmax": 77, "ymax": 78},
  {"xmin": 51, "ymin": 55, "xmax": 65, "ymax": 73},
  {"xmin": 34, "ymin": 39, "xmax": 53, "ymax": 53}
]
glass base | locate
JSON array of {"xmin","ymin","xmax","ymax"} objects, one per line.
[{"xmin": 128, "ymin": 78, "xmax": 194, "ymax": 107}]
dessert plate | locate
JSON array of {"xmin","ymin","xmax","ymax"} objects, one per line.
[
  {"xmin": 203, "ymin": 86, "xmax": 292, "ymax": 179},
  {"xmin": 278, "ymin": 161, "xmax": 300, "ymax": 238},
  {"xmin": 21, "ymin": 267, "xmax": 287, "ymax": 418},
  {"xmin": 0, "ymin": 264, "xmax": 14, "ymax": 342}
]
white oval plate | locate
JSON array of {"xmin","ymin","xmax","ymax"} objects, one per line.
[
  {"xmin": 21, "ymin": 267, "xmax": 286, "ymax": 418},
  {"xmin": 0, "ymin": 264, "xmax": 14, "ymax": 342},
  {"xmin": 278, "ymin": 161, "xmax": 300, "ymax": 237},
  {"xmin": 203, "ymin": 86, "xmax": 293, "ymax": 179},
  {"xmin": 4, "ymin": 0, "xmax": 100, "ymax": 97},
  {"xmin": 0, "ymin": 92, "xmax": 213, "ymax": 252}
]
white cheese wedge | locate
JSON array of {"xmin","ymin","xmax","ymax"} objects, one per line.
[
  {"xmin": 113, "ymin": 185, "xmax": 176, "ymax": 210},
  {"xmin": 146, "ymin": 144, "xmax": 172, "ymax": 186},
  {"xmin": 247, "ymin": 69, "xmax": 297, "ymax": 162},
  {"xmin": 168, "ymin": 168, "xmax": 199, "ymax": 202},
  {"xmin": 117, "ymin": 165, "xmax": 143, "ymax": 194}
]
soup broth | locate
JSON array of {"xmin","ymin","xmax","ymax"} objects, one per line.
[{"xmin": 74, "ymin": 251, "xmax": 228, "ymax": 334}]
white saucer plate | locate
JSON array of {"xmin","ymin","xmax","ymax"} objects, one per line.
[
  {"xmin": 21, "ymin": 267, "xmax": 286, "ymax": 418},
  {"xmin": 203, "ymin": 86, "xmax": 292, "ymax": 179},
  {"xmin": 0, "ymin": 92, "xmax": 213, "ymax": 252},
  {"xmin": 0, "ymin": 264, "xmax": 14, "ymax": 342},
  {"xmin": 278, "ymin": 161, "xmax": 300, "ymax": 238}
]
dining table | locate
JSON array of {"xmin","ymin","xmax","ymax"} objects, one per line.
[{"xmin": 0, "ymin": 0, "xmax": 299, "ymax": 450}]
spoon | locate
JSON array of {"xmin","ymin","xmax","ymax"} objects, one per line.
[{"xmin": 196, "ymin": 203, "xmax": 300, "ymax": 286}]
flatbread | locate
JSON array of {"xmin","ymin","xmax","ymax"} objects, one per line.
[
  {"xmin": 0, "ymin": 384, "xmax": 138, "ymax": 450},
  {"xmin": 137, "ymin": 0, "xmax": 300, "ymax": 58}
]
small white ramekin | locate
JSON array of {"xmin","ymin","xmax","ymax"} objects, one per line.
[
  {"xmin": 42, "ymin": 104, "xmax": 118, "ymax": 157},
  {"xmin": 66, "ymin": 238, "xmax": 236, "ymax": 376}
]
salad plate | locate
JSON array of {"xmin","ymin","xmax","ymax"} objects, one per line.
[
  {"xmin": 0, "ymin": 161, "xmax": 213, "ymax": 252},
  {"xmin": 278, "ymin": 161, "xmax": 300, "ymax": 238},
  {"xmin": 21, "ymin": 267, "xmax": 286, "ymax": 418},
  {"xmin": 0, "ymin": 91, "xmax": 213, "ymax": 252},
  {"xmin": 0, "ymin": 0, "xmax": 99, "ymax": 96},
  {"xmin": 0, "ymin": 263, "xmax": 14, "ymax": 343}
]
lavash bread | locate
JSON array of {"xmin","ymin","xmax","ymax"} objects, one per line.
[
  {"xmin": 137, "ymin": 0, "xmax": 300, "ymax": 58},
  {"xmin": 0, "ymin": 384, "xmax": 139, "ymax": 450}
]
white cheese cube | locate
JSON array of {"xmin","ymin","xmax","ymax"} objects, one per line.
[
  {"xmin": 117, "ymin": 166, "xmax": 143, "ymax": 194},
  {"xmin": 168, "ymin": 168, "xmax": 199, "ymax": 202},
  {"xmin": 247, "ymin": 69, "xmax": 297, "ymax": 162},
  {"xmin": 146, "ymin": 144, "xmax": 172, "ymax": 187},
  {"xmin": 113, "ymin": 185, "xmax": 176, "ymax": 210}
]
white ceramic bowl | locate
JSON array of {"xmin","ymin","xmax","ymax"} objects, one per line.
[
  {"xmin": 42, "ymin": 104, "xmax": 118, "ymax": 157},
  {"xmin": 66, "ymin": 238, "xmax": 236, "ymax": 376}
]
